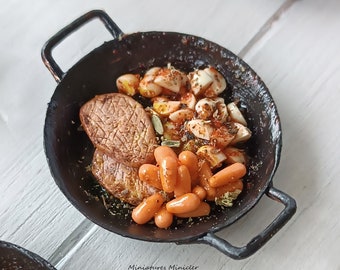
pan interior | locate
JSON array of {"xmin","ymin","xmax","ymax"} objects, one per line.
[
  {"xmin": 0, "ymin": 241, "xmax": 55, "ymax": 269},
  {"xmin": 44, "ymin": 31, "xmax": 281, "ymax": 242}
]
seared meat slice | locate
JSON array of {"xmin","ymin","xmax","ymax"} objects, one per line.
[
  {"xmin": 80, "ymin": 93, "xmax": 158, "ymax": 167},
  {"xmin": 92, "ymin": 149, "xmax": 158, "ymax": 205}
]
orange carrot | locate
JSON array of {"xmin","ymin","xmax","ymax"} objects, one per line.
[
  {"xmin": 192, "ymin": 185, "xmax": 207, "ymax": 201},
  {"xmin": 154, "ymin": 145, "xmax": 178, "ymax": 165},
  {"xmin": 175, "ymin": 201, "xmax": 211, "ymax": 218},
  {"xmin": 159, "ymin": 156, "xmax": 178, "ymax": 192},
  {"xmin": 215, "ymin": 179, "xmax": 244, "ymax": 198},
  {"xmin": 208, "ymin": 162, "xmax": 246, "ymax": 188},
  {"xmin": 178, "ymin": 150, "xmax": 199, "ymax": 187},
  {"xmin": 198, "ymin": 160, "xmax": 216, "ymax": 201},
  {"xmin": 174, "ymin": 165, "xmax": 191, "ymax": 197},
  {"xmin": 132, "ymin": 193, "xmax": 164, "ymax": 225},
  {"xmin": 166, "ymin": 193, "xmax": 200, "ymax": 214},
  {"xmin": 154, "ymin": 205, "xmax": 173, "ymax": 229},
  {"xmin": 138, "ymin": 164, "xmax": 162, "ymax": 190}
]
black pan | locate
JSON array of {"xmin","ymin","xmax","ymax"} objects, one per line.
[
  {"xmin": 0, "ymin": 240, "xmax": 55, "ymax": 270},
  {"xmin": 41, "ymin": 10, "xmax": 296, "ymax": 259}
]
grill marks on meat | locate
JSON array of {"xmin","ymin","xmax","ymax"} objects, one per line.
[
  {"xmin": 79, "ymin": 93, "xmax": 159, "ymax": 205},
  {"xmin": 92, "ymin": 149, "xmax": 158, "ymax": 205},
  {"xmin": 80, "ymin": 93, "xmax": 157, "ymax": 167}
]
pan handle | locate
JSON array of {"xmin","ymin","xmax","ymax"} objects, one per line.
[
  {"xmin": 41, "ymin": 10, "xmax": 123, "ymax": 83},
  {"xmin": 194, "ymin": 186, "xmax": 296, "ymax": 259}
]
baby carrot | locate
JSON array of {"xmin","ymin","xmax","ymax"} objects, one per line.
[
  {"xmin": 208, "ymin": 162, "xmax": 247, "ymax": 188},
  {"xmin": 198, "ymin": 160, "xmax": 216, "ymax": 201},
  {"xmin": 159, "ymin": 156, "xmax": 178, "ymax": 192},
  {"xmin": 178, "ymin": 150, "xmax": 199, "ymax": 187},
  {"xmin": 154, "ymin": 205, "xmax": 174, "ymax": 229},
  {"xmin": 138, "ymin": 164, "xmax": 162, "ymax": 190},
  {"xmin": 215, "ymin": 179, "xmax": 244, "ymax": 198},
  {"xmin": 154, "ymin": 145, "xmax": 178, "ymax": 165},
  {"xmin": 166, "ymin": 193, "xmax": 200, "ymax": 214},
  {"xmin": 175, "ymin": 201, "xmax": 211, "ymax": 218},
  {"xmin": 174, "ymin": 165, "xmax": 191, "ymax": 197},
  {"xmin": 192, "ymin": 185, "xmax": 207, "ymax": 201},
  {"xmin": 132, "ymin": 193, "xmax": 164, "ymax": 225}
]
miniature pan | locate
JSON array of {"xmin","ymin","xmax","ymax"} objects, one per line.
[
  {"xmin": 41, "ymin": 10, "xmax": 296, "ymax": 259},
  {"xmin": 0, "ymin": 240, "xmax": 56, "ymax": 269}
]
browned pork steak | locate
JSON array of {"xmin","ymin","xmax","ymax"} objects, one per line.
[
  {"xmin": 92, "ymin": 149, "xmax": 158, "ymax": 205},
  {"xmin": 79, "ymin": 93, "xmax": 158, "ymax": 168}
]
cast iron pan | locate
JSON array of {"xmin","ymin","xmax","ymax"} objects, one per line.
[
  {"xmin": 41, "ymin": 10, "xmax": 296, "ymax": 259},
  {"xmin": 0, "ymin": 240, "xmax": 56, "ymax": 269}
]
